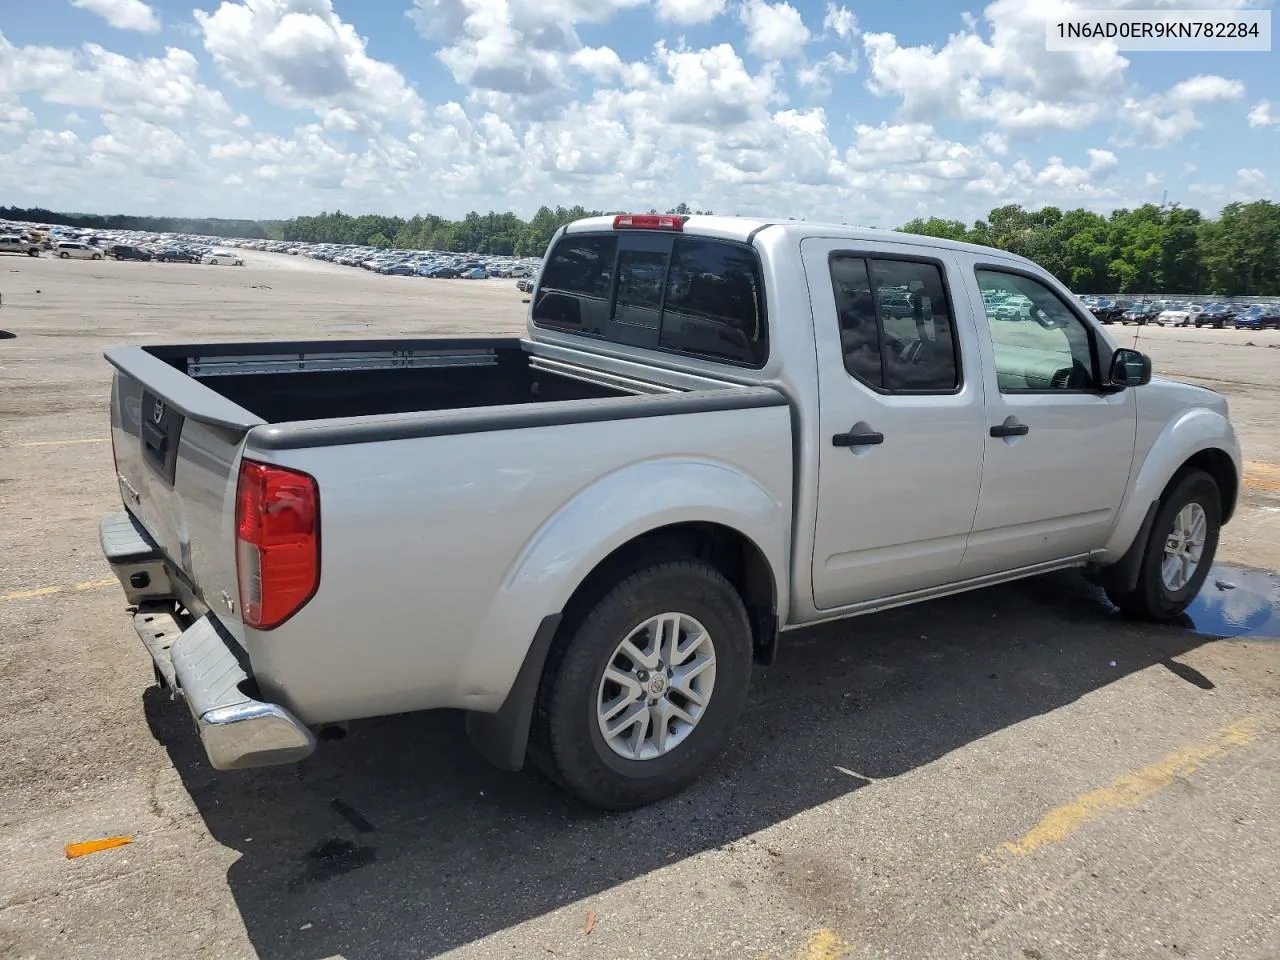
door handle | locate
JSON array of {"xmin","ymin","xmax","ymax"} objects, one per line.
[
  {"xmin": 832, "ymin": 429, "xmax": 885, "ymax": 447},
  {"xmin": 990, "ymin": 419, "xmax": 1030, "ymax": 438}
]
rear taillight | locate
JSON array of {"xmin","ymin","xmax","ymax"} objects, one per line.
[{"xmin": 235, "ymin": 459, "xmax": 320, "ymax": 630}]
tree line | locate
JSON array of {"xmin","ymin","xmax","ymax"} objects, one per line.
[
  {"xmin": 9, "ymin": 197, "xmax": 1277, "ymax": 296},
  {"xmin": 280, "ymin": 203, "xmax": 714, "ymax": 257},
  {"xmin": 899, "ymin": 200, "xmax": 1280, "ymax": 297}
]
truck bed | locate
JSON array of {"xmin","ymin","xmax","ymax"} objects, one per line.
[{"xmin": 140, "ymin": 338, "xmax": 631, "ymax": 423}]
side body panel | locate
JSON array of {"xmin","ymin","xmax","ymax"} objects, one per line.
[{"xmin": 242, "ymin": 401, "xmax": 793, "ymax": 725}]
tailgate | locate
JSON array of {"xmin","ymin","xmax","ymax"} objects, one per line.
[{"xmin": 106, "ymin": 346, "xmax": 264, "ymax": 620}]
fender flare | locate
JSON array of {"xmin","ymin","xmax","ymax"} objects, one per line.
[
  {"xmin": 1100, "ymin": 407, "xmax": 1240, "ymax": 565},
  {"xmin": 464, "ymin": 457, "xmax": 789, "ymax": 770}
]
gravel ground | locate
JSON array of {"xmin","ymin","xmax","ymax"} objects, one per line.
[{"xmin": 1, "ymin": 251, "xmax": 1277, "ymax": 960}]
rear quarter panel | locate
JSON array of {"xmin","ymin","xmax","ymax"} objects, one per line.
[{"xmin": 242, "ymin": 401, "xmax": 794, "ymax": 725}]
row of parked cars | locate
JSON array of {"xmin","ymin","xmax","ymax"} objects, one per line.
[
  {"xmin": 0, "ymin": 224, "xmax": 246, "ymax": 266},
  {"xmin": 1081, "ymin": 296, "xmax": 1280, "ymax": 330},
  {"xmin": 215, "ymin": 237, "xmax": 541, "ymax": 281}
]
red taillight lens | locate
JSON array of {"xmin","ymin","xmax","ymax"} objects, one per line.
[
  {"xmin": 235, "ymin": 459, "xmax": 320, "ymax": 630},
  {"xmin": 613, "ymin": 214, "xmax": 684, "ymax": 231}
]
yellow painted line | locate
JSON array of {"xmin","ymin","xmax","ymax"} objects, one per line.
[
  {"xmin": 19, "ymin": 438, "xmax": 108, "ymax": 447},
  {"xmin": 998, "ymin": 718, "xmax": 1261, "ymax": 858},
  {"xmin": 796, "ymin": 929, "xmax": 853, "ymax": 960},
  {"xmin": 0, "ymin": 586, "xmax": 62, "ymax": 602},
  {"xmin": 0, "ymin": 579, "xmax": 115, "ymax": 603},
  {"xmin": 1244, "ymin": 459, "xmax": 1280, "ymax": 482},
  {"xmin": 75, "ymin": 578, "xmax": 118, "ymax": 591}
]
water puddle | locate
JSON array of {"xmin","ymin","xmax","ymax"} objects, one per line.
[{"xmin": 1183, "ymin": 565, "xmax": 1280, "ymax": 640}]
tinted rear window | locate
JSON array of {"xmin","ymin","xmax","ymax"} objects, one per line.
[{"xmin": 533, "ymin": 232, "xmax": 768, "ymax": 367}]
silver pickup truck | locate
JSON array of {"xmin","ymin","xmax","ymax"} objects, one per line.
[{"xmin": 101, "ymin": 214, "xmax": 1241, "ymax": 809}]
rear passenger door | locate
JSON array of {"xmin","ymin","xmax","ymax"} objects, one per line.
[{"xmin": 802, "ymin": 239, "xmax": 987, "ymax": 609}]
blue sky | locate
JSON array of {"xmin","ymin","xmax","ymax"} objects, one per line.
[{"xmin": 0, "ymin": 0, "xmax": 1275, "ymax": 224}]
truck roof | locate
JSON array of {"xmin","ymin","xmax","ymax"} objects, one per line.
[{"xmin": 563, "ymin": 214, "xmax": 1036, "ymax": 267}]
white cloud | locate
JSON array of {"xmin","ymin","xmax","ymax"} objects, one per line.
[
  {"xmin": 795, "ymin": 51, "xmax": 854, "ymax": 91},
  {"xmin": 739, "ymin": 0, "xmax": 811, "ymax": 60},
  {"xmin": 821, "ymin": 2, "xmax": 857, "ymax": 40},
  {"xmin": 862, "ymin": 0, "xmax": 1129, "ymax": 133},
  {"xmin": 1119, "ymin": 73, "xmax": 1244, "ymax": 147},
  {"xmin": 69, "ymin": 0, "xmax": 161, "ymax": 33},
  {"xmin": 0, "ymin": 101, "xmax": 36, "ymax": 134},
  {"xmin": 196, "ymin": 0, "xmax": 424, "ymax": 124},
  {"xmin": 1248, "ymin": 101, "xmax": 1277, "ymax": 127},
  {"xmin": 569, "ymin": 45, "xmax": 624, "ymax": 82},
  {"xmin": 655, "ymin": 0, "xmax": 727, "ymax": 24},
  {"xmin": 1238, "ymin": 167, "xmax": 1265, "ymax": 185},
  {"xmin": 409, "ymin": 0, "xmax": 646, "ymax": 100},
  {"xmin": 0, "ymin": 33, "xmax": 231, "ymax": 122}
]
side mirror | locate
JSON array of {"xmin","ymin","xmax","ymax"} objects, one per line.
[{"xmin": 1108, "ymin": 348, "xmax": 1152, "ymax": 388}]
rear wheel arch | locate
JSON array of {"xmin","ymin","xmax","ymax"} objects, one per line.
[
  {"xmin": 464, "ymin": 521, "xmax": 780, "ymax": 774},
  {"xmin": 556, "ymin": 521, "xmax": 779, "ymax": 666}
]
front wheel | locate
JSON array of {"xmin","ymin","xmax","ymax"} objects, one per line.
[
  {"xmin": 529, "ymin": 559, "xmax": 753, "ymax": 809},
  {"xmin": 59, "ymin": 252, "xmax": 70, "ymax": 259},
  {"xmin": 92, "ymin": 253, "xmax": 101, "ymax": 260},
  {"xmin": 1107, "ymin": 469, "xmax": 1221, "ymax": 621}
]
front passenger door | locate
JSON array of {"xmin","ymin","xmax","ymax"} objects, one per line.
[{"xmin": 963, "ymin": 266, "xmax": 1137, "ymax": 575}]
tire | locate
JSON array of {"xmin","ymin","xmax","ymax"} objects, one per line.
[
  {"xmin": 92, "ymin": 254, "xmax": 101, "ymax": 260},
  {"xmin": 529, "ymin": 559, "xmax": 753, "ymax": 810},
  {"xmin": 59, "ymin": 252, "xmax": 69, "ymax": 259},
  {"xmin": 1107, "ymin": 469, "xmax": 1221, "ymax": 621}
]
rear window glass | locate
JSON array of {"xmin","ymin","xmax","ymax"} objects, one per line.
[
  {"xmin": 533, "ymin": 232, "xmax": 768, "ymax": 367},
  {"xmin": 660, "ymin": 238, "xmax": 766, "ymax": 365},
  {"xmin": 531, "ymin": 235, "xmax": 616, "ymax": 332}
]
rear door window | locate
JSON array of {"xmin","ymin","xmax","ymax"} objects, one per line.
[{"xmin": 531, "ymin": 234, "xmax": 617, "ymax": 333}]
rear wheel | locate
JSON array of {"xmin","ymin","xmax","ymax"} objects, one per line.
[
  {"xmin": 1107, "ymin": 469, "xmax": 1220, "ymax": 621},
  {"xmin": 59, "ymin": 252, "xmax": 69, "ymax": 259},
  {"xmin": 530, "ymin": 559, "xmax": 753, "ymax": 809}
]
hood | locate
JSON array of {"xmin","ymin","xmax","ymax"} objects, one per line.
[{"xmin": 1147, "ymin": 375, "xmax": 1229, "ymax": 417}]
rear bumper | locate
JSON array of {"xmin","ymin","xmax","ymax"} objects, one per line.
[{"xmin": 102, "ymin": 512, "xmax": 315, "ymax": 770}]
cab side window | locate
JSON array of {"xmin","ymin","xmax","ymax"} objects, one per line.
[
  {"xmin": 829, "ymin": 255, "xmax": 960, "ymax": 393},
  {"xmin": 975, "ymin": 270, "xmax": 1097, "ymax": 392}
]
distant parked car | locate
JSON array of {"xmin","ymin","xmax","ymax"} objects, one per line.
[
  {"xmin": 1233, "ymin": 305, "xmax": 1280, "ymax": 330},
  {"xmin": 1194, "ymin": 304, "xmax": 1236, "ymax": 328},
  {"xmin": 1120, "ymin": 303, "xmax": 1163, "ymax": 326},
  {"xmin": 108, "ymin": 244, "xmax": 152, "ymax": 262},
  {"xmin": 0, "ymin": 235, "xmax": 40, "ymax": 256},
  {"xmin": 54, "ymin": 241, "xmax": 103, "ymax": 261},
  {"xmin": 381, "ymin": 263, "xmax": 417, "ymax": 276},
  {"xmin": 516, "ymin": 277, "xmax": 536, "ymax": 293},
  {"xmin": 462, "ymin": 267, "xmax": 488, "ymax": 279},
  {"xmin": 1158, "ymin": 304, "xmax": 1193, "ymax": 327},
  {"xmin": 1089, "ymin": 298, "xmax": 1130, "ymax": 324},
  {"xmin": 155, "ymin": 246, "xmax": 198, "ymax": 263},
  {"xmin": 202, "ymin": 249, "xmax": 244, "ymax": 266}
]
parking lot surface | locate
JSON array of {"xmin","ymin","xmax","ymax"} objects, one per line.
[{"xmin": 1, "ymin": 253, "xmax": 1278, "ymax": 960}]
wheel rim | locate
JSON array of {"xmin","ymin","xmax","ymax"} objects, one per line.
[
  {"xmin": 596, "ymin": 612, "xmax": 716, "ymax": 761},
  {"xmin": 1162, "ymin": 502, "xmax": 1207, "ymax": 592}
]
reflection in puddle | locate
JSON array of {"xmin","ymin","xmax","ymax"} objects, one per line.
[{"xmin": 1183, "ymin": 565, "xmax": 1280, "ymax": 640}]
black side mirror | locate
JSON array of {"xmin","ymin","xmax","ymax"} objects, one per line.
[{"xmin": 1109, "ymin": 348, "xmax": 1152, "ymax": 388}]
